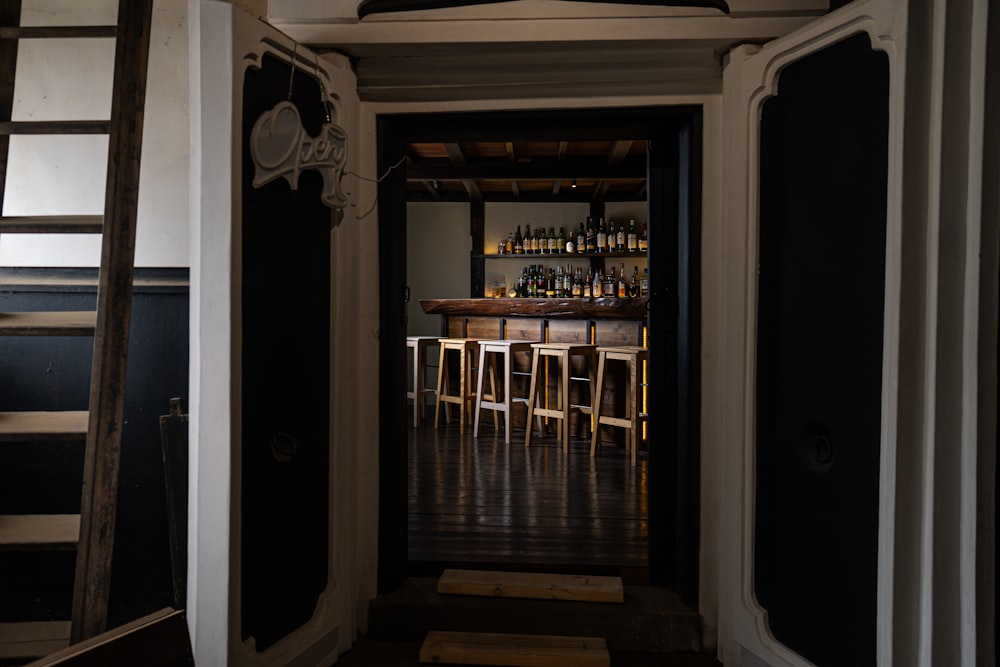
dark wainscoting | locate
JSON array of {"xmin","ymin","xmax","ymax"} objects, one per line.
[{"xmin": 0, "ymin": 267, "xmax": 189, "ymax": 629}]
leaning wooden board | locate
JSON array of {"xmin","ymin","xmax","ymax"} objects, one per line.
[
  {"xmin": 419, "ymin": 630, "xmax": 610, "ymax": 667},
  {"xmin": 437, "ymin": 569, "xmax": 624, "ymax": 603}
]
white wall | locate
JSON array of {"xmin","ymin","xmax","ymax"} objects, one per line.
[
  {"xmin": 1, "ymin": 0, "xmax": 190, "ymax": 268},
  {"xmin": 406, "ymin": 201, "xmax": 470, "ymax": 335}
]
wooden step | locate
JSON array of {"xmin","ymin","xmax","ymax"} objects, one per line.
[
  {"xmin": 0, "ymin": 411, "xmax": 89, "ymax": 442},
  {"xmin": 0, "ymin": 621, "xmax": 71, "ymax": 660},
  {"xmin": 0, "ymin": 121, "xmax": 110, "ymax": 135},
  {"xmin": 0, "ymin": 311, "xmax": 97, "ymax": 335},
  {"xmin": 0, "ymin": 514, "xmax": 81, "ymax": 550},
  {"xmin": 0, "ymin": 215, "xmax": 103, "ymax": 233},
  {"xmin": 419, "ymin": 630, "xmax": 609, "ymax": 667},
  {"xmin": 438, "ymin": 569, "xmax": 624, "ymax": 603}
]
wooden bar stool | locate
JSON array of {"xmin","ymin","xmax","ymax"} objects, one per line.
[
  {"xmin": 434, "ymin": 338, "xmax": 481, "ymax": 434},
  {"xmin": 473, "ymin": 340, "xmax": 543, "ymax": 443},
  {"xmin": 524, "ymin": 343, "xmax": 597, "ymax": 453},
  {"xmin": 406, "ymin": 335, "xmax": 441, "ymax": 427},
  {"xmin": 590, "ymin": 346, "xmax": 648, "ymax": 466}
]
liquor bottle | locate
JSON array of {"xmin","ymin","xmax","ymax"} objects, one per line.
[
  {"xmin": 592, "ymin": 268, "xmax": 602, "ymax": 298},
  {"xmin": 505, "ymin": 232, "xmax": 513, "ymax": 254},
  {"xmin": 583, "ymin": 269, "xmax": 592, "ymax": 298},
  {"xmin": 572, "ymin": 268, "xmax": 582, "ymax": 298},
  {"xmin": 638, "ymin": 224, "xmax": 648, "ymax": 252},
  {"xmin": 627, "ymin": 219, "xmax": 638, "ymax": 252},
  {"xmin": 585, "ymin": 217, "xmax": 596, "ymax": 253},
  {"xmin": 564, "ymin": 265, "xmax": 572, "ymax": 295},
  {"xmin": 628, "ymin": 266, "xmax": 641, "ymax": 298},
  {"xmin": 498, "ymin": 237, "xmax": 506, "ymax": 255},
  {"xmin": 616, "ymin": 222, "xmax": 626, "ymax": 253},
  {"xmin": 524, "ymin": 225, "xmax": 533, "ymax": 254},
  {"xmin": 514, "ymin": 225, "xmax": 523, "ymax": 254},
  {"xmin": 558, "ymin": 227, "xmax": 567, "ymax": 254},
  {"xmin": 576, "ymin": 223, "xmax": 585, "ymax": 254},
  {"xmin": 546, "ymin": 269, "xmax": 556, "ymax": 298},
  {"xmin": 604, "ymin": 266, "xmax": 615, "ymax": 297},
  {"xmin": 617, "ymin": 263, "xmax": 627, "ymax": 298},
  {"xmin": 546, "ymin": 227, "xmax": 555, "ymax": 254},
  {"xmin": 596, "ymin": 218, "xmax": 607, "ymax": 253},
  {"xmin": 641, "ymin": 268, "xmax": 649, "ymax": 296}
]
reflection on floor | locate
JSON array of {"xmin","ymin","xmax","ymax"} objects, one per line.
[{"xmin": 408, "ymin": 421, "xmax": 648, "ymax": 576}]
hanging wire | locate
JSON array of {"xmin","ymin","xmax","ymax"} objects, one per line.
[
  {"xmin": 286, "ymin": 42, "xmax": 298, "ymax": 100},
  {"xmin": 313, "ymin": 54, "xmax": 332, "ymax": 123},
  {"xmin": 343, "ymin": 154, "xmax": 408, "ymax": 220}
]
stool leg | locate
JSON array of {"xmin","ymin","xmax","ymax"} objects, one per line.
[
  {"xmin": 458, "ymin": 346, "xmax": 469, "ymax": 434},
  {"xmin": 525, "ymin": 349, "xmax": 541, "ymax": 447},
  {"xmin": 415, "ymin": 344, "xmax": 423, "ymax": 427},
  {"xmin": 434, "ymin": 344, "xmax": 447, "ymax": 428},
  {"xmin": 502, "ymin": 348, "xmax": 513, "ymax": 444},
  {"xmin": 590, "ymin": 351, "xmax": 607, "ymax": 457},
  {"xmin": 560, "ymin": 353, "xmax": 571, "ymax": 453},
  {"xmin": 473, "ymin": 345, "xmax": 488, "ymax": 437},
  {"xmin": 488, "ymin": 353, "xmax": 500, "ymax": 433}
]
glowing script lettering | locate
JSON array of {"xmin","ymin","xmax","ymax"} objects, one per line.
[{"xmin": 249, "ymin": 101, "xmax": 348, "ymax": 209}]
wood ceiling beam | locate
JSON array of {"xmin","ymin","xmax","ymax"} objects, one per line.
[
  {"xmin": 443, "ymin": 142, "xmax": 482, "ymax": 204},
  {"xmin": 609, "ymin": 140, "xmax": 633, "ymax": 165},
  {"xmin": 407, "ymin": 160, "xmax": 645, "ymax": 181},
  {"xmin": 407, "ymin": 190, "xmax": 645, "ymax": 204}
]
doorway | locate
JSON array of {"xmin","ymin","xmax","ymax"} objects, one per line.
[{"xmin": 377, "ymin": 107, "xmax": 702, "ymax": 606}]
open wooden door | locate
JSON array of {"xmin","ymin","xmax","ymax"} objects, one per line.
[
  {"xmin": 189, "ymin": 3, "xmax": 378, "ymax": 665},
  {"xmin": 717, "ymin": 2, "xmax": 905, "ymax": 666}
]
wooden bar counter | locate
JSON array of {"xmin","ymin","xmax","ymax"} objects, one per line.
[
  {"xmin": 420, "ymin": 298, "xmax": 647, "ymax": 445},
  {"xmin": 420, "ymin": 297, "xmax": 647, "ymax": 345}
]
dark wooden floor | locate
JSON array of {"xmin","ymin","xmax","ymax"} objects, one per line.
[{"xmin": 407, "ymin": 417, "xmax": 648, "ymax": 576}]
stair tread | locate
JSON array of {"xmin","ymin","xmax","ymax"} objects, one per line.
[
  {"xmin": 0, "ymin": 411, "xmax": 89, "ymax": 441},
  {"xmin": 0, "ymin": 120, "xmax": 110, "ymax": 135},
  {"xmin": 0, "ymin": 215, "xmax": 103, "ymax": 233},
  {"xmin": 0, "ymin": 621, "xmax": 71, "ymax": 659},
  {"xmin": 0, "ymin": 311, "xmax": 97, "ymax": 335},
  {"xmin": 0, "ymin": 514, "xmax": 81, "ymax": 550},
  {"xmin": 438, "ymin": 569, "xmax": 624, "ymax": 603},
  {"xmin": 0, "ymin": 26, "xmax": 116, "ymax": 39},
  {"xmin": 419, "ymin": 630, "xmax": 609, "ymax": 667}
]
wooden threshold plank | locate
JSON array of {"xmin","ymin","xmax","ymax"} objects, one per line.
[
  {"xmin": 0, "ymin": 120, "xmax": 110, "ymax": 135},
  {"xmin": 438, "ymin": 569, "xmax": 624, "ymax": 603},
  {"xmin": 0, "ymin": 411, "xmax": 89, "ymax": 442},
  {"xmin": 0, "ymin": 621, "xmax": 71, "ymax": 659},
  {"xmin": 419, "ymin": 630, "xmax": 609, "ymax": 667},
  {"xmin": 0, "ymin": 311, "xmax": 97, "ymax": 335},
  {"xmin": 0, "ymin": 514, "xmax": 80, "ymax": 550},
  {"xmin": 0, "ymin": 215, "xmax": 103, "ymax": 233}
]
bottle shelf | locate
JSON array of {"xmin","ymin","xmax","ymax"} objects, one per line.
[{"xmin": 477, "ymin": 251, "xmax": 649, "ymax": 260}]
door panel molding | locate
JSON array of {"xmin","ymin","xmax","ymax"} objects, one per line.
[{"xmin": 719, "ymin": 2, "xmax": 906, "ymax": 665}]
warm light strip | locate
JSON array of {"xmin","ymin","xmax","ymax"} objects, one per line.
[{"xmin": 642, "ymin": 325, "xmax": 648, "ymax": 440}]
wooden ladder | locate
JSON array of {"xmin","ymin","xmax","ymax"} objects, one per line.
[{"xmin": 0, "ymin": 0, "xmax": 153, "ymax": 658}]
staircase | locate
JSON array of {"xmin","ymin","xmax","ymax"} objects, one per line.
[
  {"xmin": 344, "ymin": 569, "xmax": 721, "ymax": 666},
  {"xmin": 0, "ymin": 0, "xmax": 153, "ymax": 660}
]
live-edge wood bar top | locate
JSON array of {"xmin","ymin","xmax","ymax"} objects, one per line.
[{"xmin": 420, "ymin": 297, "xmax": 647, "ymax": 320}]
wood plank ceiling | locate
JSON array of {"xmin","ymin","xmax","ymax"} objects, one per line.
[{"xmin": 406, "ymin": 139, "xmax": 648, "ymax": 203}]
